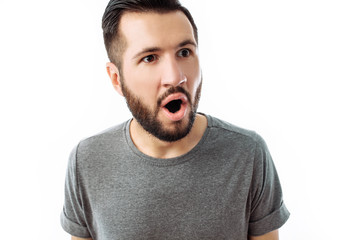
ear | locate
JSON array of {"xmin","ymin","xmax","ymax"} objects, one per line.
[{"xmin": 106, "ymin": 62, "xmax": 123, "ymax": 96}]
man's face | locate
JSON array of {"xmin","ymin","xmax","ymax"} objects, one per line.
[{"xmin": 117, "ymin": 11, "xmax": 202, "ymax": 142}]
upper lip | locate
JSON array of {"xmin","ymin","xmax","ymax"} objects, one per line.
[{"xmin": 160, "ymin": 93, "xmax": 188, "ymax": 107}]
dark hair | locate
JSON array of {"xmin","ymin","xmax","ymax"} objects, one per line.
[{"xmin": 102, "ymin": 0, "xmax": 198, "ymax": 69}]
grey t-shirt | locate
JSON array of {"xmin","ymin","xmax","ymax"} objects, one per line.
[{"xmin": 61, "ymin": 114, "xmax": 289, "ymax": 239}]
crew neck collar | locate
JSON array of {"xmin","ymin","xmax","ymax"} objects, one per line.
[{"xmin": 124, "ymin": 113, "xmax": 211, "ymax": 166}]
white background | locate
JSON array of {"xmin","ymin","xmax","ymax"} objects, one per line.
[{"xmin": 0, "ymin": 0, "xmax": 359, "ymax": 239}]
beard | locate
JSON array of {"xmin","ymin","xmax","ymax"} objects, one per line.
[{"xmin": 120, "ymin": 77, "xmax": 202, "ymax": 142}]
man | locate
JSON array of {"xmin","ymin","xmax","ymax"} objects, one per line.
[{"xmin": 61, "ymin": 0, "xmax": 290, "ymax": 239}]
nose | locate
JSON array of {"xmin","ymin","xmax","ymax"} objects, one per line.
[{"xmin": 161, "ymin": 56, "xmax": 187, "ymax": 87}]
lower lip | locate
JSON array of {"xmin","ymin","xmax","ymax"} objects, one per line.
[{"xmin": 161, "ymin": 102, "xmax": 188, "ymax": 122}]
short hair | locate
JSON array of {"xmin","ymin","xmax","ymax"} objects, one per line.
[{"xmin": 102, "ymin": 0, "xmax": 198, "ymax": 69}]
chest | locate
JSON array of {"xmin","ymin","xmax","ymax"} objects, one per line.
[{"xmin": 82, "ymin": 158, "xmax": 253, "ymax": 239}]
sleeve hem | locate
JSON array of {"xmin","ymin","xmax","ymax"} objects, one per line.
[
  {"xmin": 60, "ymin": 210, "xmax": 91, "ymax": 238},
  {"xmin": 248, "ymin": 202, "xmax": 290, "ymax": 236}
]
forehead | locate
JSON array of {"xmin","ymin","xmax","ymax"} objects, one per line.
[{"xmin": 119, "ymin": 11, "xmax": 196, "ymax": 56}]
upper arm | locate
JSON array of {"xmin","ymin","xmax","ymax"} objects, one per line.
[
  {"xmin": 248, "ymin": 135, "xmax": 290, "ymax": 235},
  {"xmin": 71, "ymin": 236, "xmax": 92, "ymax": 240},
  {"xmin": 248, "ymin": 230, "xmax": 279, "ymax": 240},
  {"xmin": 62, "ymin": 145, "xmax": 92, "ymax": 238}
]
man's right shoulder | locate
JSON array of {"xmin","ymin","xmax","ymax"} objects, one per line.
[{"xmin": 74, "ymin": 121, "xmax": 130, "ymax": 159}]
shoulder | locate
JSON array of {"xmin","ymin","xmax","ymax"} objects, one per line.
[
  {"xmin": 205, "ymin": 114, "xmax": 265, "ymax": 147},
  {"xmin": 80, "ymin": 121, "xmax": 127, "ymax": 147},
  {"xmin": 71, "ymin": 121, "xmax": 130, "ymax": 163}
]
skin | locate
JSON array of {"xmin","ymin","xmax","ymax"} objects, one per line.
[
  {"xmin": 249, "ymin": 230, "xmax": 279, "ymax": 240},
  {"xmin": 107, "ymin": 11, "xmax": 207, "ymax": 159},
  {"xmin": 71, "ymin": 10, "xmax": 280, "ymax": 240}
]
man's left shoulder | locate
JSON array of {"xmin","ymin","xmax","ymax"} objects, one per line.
[{"xmin": 206, "ymin": 114, "xmax": 262, "ymax": 144}]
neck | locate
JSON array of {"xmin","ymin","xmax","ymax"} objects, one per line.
[{"xmin": 129, "ymin": 113, "xmax": 207, "ymax": 159}]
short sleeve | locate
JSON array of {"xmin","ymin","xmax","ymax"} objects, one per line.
[
  {"xmin": 60, "ymin": 144, "xmax": 92, "ymax": 238},
  {"xmin": 248, "ymin": 135, "xmax": 290, "ymax": 236}
]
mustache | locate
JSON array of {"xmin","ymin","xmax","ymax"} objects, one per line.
[{"xmin": 156, "ymin": 86, "xmax": 192, "ymax": 107}]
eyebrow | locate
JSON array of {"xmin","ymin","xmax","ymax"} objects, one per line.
[
  {"xmin": 132, "ymin": 39, "xmax": 197, "ymax": 60},
  {"xmin": 178, "ymin": 39, "xmax": 197, "ymax": 48}
]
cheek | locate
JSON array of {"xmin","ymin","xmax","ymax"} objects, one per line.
[
  {"xmin": 123, "ymin": 68, "xmax": 160, "ymax": 102},
  {"xmin": 184, "ymin": 61, "xmax": 201, "ymax": 94},
  {"xmin": 191, "ymin": 75, "xmax": 202, "ymax": 99}
]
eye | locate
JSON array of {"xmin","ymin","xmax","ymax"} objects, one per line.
[
  {"xmin": 177, "ymin": 48, "xmax": 191, "ymax": 58},
  {"xmin": 142, "ymin": 55, "xmax": 157, "ymax": 63}
]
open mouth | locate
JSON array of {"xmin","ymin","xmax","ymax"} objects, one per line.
[
  {"xmin": 160, "ymin": 92, "xmax": 188, "ymax": 121},
  {"xmin": 164, "ymin": 99, "xmax": 183, "ymax": 113}
]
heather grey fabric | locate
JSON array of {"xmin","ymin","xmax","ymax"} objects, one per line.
[{"xmin": 61, "ymin": 114, "xmax": 289, "ymax": 239}]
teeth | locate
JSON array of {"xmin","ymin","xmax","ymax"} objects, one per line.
[{"xmin": 165, "ymin": 99, "xmax": 182, "ymax": 113}]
